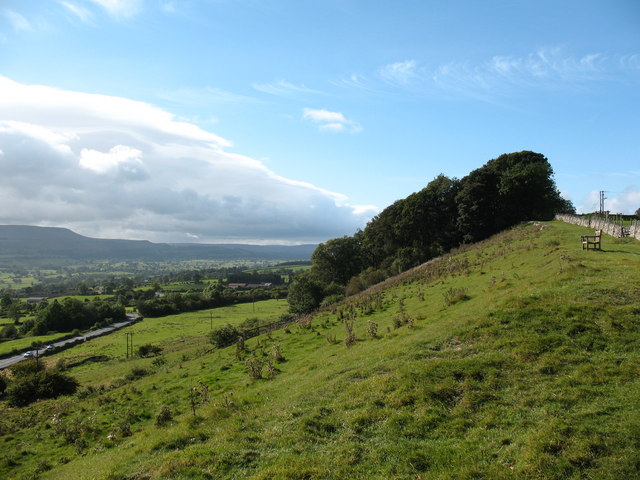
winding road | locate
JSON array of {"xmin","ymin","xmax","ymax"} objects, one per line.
[{"xmin": 0, "ymin": 313, "xmax": 141, "ymax": 370}]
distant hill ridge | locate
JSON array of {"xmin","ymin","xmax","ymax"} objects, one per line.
[{"xmin": 0, "ymin": 225, "xmax": 316, "ymax": 264}]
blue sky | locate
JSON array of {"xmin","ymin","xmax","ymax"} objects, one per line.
[{"xmin": 1, "ymin": 0, "xmax": 638, "ymax": 243}]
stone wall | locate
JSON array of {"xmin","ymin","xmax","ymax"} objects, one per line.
[{"xmin": 556, "ymin": 214, "xmax": 640, "ymax": 241}]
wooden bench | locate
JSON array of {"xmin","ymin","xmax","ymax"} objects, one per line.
[{"xmin": 581, "ymin": 230, "xmax": 601, "ymax": 250}]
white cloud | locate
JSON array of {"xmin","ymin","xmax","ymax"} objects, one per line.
[
  {"xmin": 302, "ymin": 108, "xmax": 361, "ymax": 133},
  {"xmin": 0, "ymin": 76, "xmax": 373, "ymax": 243},
  {"xmin": 0, "ymin": 76, "xmax": 232, "ymax": 148},
  {"xmin": 604, "ymin": 190, "xmax": 640, "ymax": 215},
  {"xmin": 339, "ymin": 47, "xmax": 639, "ymax": 102},
  {"xmin": 3, "ymin": 10, "xmax": 32, "ymax": 31},
  {"xmin": 79, "ymin": 145, "xmax": 143, "ymax": 174},
  {"xmin": 59, "ymin": 2, "xmax": 94, "ymax": 23},
  {"xmin": 88, "ymin": 0, "xmax": 142, "ymax": 18},
  {"xmin": 303, "ymin": 109, "xmax": 347, "ymax": 124},
  {"xmin": 431, "ymin": 47, "xmax": 637, "ymax": 99},
  {"xmin": 578, "ymin": 188, "xmax": 640, "ymax": 215},
  {"xmin": 319, "ymin": 123, "xmax": 345, "ymax": 132},
  {"xmin": 378, "ymin": 60, "xmax": 418, "ymax": 85}
]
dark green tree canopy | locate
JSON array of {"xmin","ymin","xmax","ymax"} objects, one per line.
[
  {"xmin": 289, "ymin": 151, "xmax": 572, "ymax": 312},
  {"xmin": 310, "ymin": 234, "xmax": 365, "ymax": 286},
  {"xmin": 32, "ymin": 298, "xmax": 126, "ymax": 335},
  {"xmin": 363, "ymin": 174, "xmax": 461, "ymax": 267},
  {"xmin": 457, "ymin": 151, "xmax": 567, "ymax": 242},
  {"xmin": 287, "ymin": 273, "xmax": 325, "ymax": 315}
]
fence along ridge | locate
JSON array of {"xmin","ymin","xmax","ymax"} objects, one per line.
[{"xmin": 555, "ymin": 214, "xmax": 640, "ymax": 241}]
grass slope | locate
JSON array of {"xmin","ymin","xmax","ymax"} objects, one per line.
[{"xmin": 1, "ymin": 221, "xmax": 639, "ymax": 480}]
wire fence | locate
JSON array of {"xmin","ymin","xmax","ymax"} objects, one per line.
[{"xmin": 239, "ymin": 317, "xmax": 299, "ymax": 340}]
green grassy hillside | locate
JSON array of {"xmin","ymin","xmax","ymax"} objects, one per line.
[{"xmin": 1, "ymin": 221, "xmax": 639, "ymax": 480}]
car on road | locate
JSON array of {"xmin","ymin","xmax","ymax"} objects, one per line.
[
  {"xmin": 23, "ymin": 351, "xmax": 34, "ymax": 358},
  {"xmin": 45, "ymin": 344, "xmax": 54, "ymax": 350}
]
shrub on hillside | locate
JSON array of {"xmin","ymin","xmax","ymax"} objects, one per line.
[
  {"xmin": 443, "ymin": 287, "xmax": 470, "ymax": 306},
  {"xmin": 10, "ymin": 359, "xmax": 44, "ymax": 377},
  {"xmin": 209, "ymin": 324, "xmax": 241, "ymax": 348},
  {"xmin": 125, "ymin": 368, "xmax": 149, "ymax": 381},
  {"xmin": 137, "ymin": 344, "xmax": 162, "ymax": 357},
  {"xmin": 320, "ymin": 294, "xmax": 344, "ymax": 308},
  {"xmin": 0, "ymin": 324, "xmax": 18, "ymax": 339},
  {"xmin": 155, "ymin": 405, "xmax": 173, "ymax": 426},
  {"xmin": 238, "ymin": 317, "xmax": 262, "ymax": 332},
  {"xmin": 35, "ymin": 371, "xmax": 79, "ymax": 400},
  {"xmin": 18, "ymin": 318, "xmax": 35, "ymax": 336},
  {"xmin": 5, "ymin": 369, "xmax": 79, "ymax": 407}
]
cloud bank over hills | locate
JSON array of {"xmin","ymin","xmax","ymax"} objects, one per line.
[{"xmin": 0, "ymin": 77, "xmax": 377, "ymax": 244}]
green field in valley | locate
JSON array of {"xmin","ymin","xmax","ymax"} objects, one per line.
[{"xmin": 1, "ymin": 221, "xmax": 639, "ymax": 479}]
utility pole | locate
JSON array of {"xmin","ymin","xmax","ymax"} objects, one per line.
[
  {"xmin": 210, "ymin": 312, "xmax": 213, "ymax": 330},
  {"xmin": 599, "ymin": 191, "xmax": 606, "ymax": 215},
  {"xmin": 32, "ymin": 341, "xmax": 43, "ymax": 368},
  {"xmin": 125, "ymin": 332, "xmax": 134, "ymax": 358}
]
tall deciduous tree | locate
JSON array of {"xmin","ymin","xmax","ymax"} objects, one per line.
[
  {"xmin": 362, "ymin": 199, "xmax": 405, "ymax": 267},
  {"xmin": 310, "ymin": 234, "xmax": 365, "ymax": 285},
  {"xmin": 457, "ymin": 151, "xmax": 566, "ymax": 243},
  {"xmin": 393, "ymin": 174, "xmax": 461, "ymax": 259},
  {"xmin": 287, "ymin": 273, "xmax": 325, "ymax": 315},
  {"xmin": 363, "ymin": 174, "xmax": 461, "ymax": 268}
]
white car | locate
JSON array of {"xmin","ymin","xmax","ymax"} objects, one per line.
[{"xmin": 23, "ymin": 351, "xmax": 34, "ymax": 358}]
